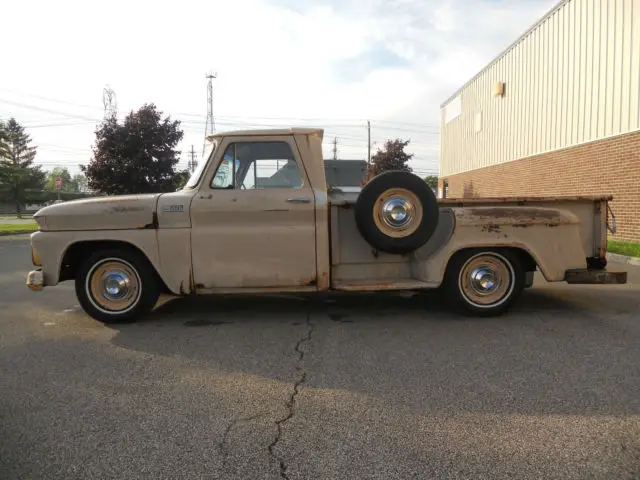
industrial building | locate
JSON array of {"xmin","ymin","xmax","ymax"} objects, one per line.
[{"xmin": 439, "ymin": 0, "xmax": 640, "ymax": 242}]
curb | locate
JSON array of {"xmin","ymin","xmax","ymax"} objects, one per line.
[
  {"xmin": 0, "ymin": 231, "xmax": 35, "ymax": 237},
  {"xmin": 607, "ymin": 252, "xmax": 640, "ymax": 267}
]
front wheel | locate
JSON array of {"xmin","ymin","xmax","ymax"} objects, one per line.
[
  {"xmin": 444, "ymin": 249, "xmax": 525, "ymax": 316},
  {"xmin": 75, "ymin": 249, "xmax": 159, "ymax": 324}
]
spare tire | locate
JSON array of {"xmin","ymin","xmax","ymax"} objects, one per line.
[{"xmin": 355, "ymin": 170, "xmax": 439, "ymax": 254}]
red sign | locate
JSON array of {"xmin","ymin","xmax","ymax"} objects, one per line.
[{"xmin": 55, "ymin": 177, "xmax": 62, "ymax": 190}]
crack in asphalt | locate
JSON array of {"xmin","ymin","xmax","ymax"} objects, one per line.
[{"xmin": 268, "ymin": 312, "xmax": 314, "ymax": 480}]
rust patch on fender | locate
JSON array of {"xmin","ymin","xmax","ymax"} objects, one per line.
[
  {"xmin": 298, "ymin": 275, "xmax": 317, "ymax": 287},
  {"xmin": 317, "ymin": 271, "xmax": 330, "ymax": 291},
  {"xmin": 138, "ymin": 212, "xmax": 159, "ymax": 229}
]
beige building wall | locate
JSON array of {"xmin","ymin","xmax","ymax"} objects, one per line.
[{"xmin": 439, "ymin": 0, "xmax": 640, "ymax": 178}]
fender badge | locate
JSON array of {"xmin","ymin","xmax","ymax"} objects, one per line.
[{"xmin": 162, "ymin": 204, "xmax": 184, "ymax": 212}]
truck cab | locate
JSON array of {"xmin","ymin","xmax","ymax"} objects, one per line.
[{"xmin": 26, "ymin": 128, "xmax": 626, "ymax": 323}]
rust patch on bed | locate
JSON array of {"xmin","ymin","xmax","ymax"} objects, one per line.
[{"xmin": 481, "ymin": 223, "xmax": 501, "ymax": 233}]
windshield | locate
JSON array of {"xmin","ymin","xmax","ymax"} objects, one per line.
[{"xmin": 183, "ymin": 141, "xmax": 216, "ymax": 189}]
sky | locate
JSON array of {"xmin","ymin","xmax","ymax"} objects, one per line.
[{"xmin": 0, "ymin": 0, "xmax": 556, "ymax": 178}]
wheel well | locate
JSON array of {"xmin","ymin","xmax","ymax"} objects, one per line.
[
  {"xmin": 447, "ymin": 246, "xmax": 538, "ymax": 273},
  {"xmin": 59, "ymin": 240, "xmax": 171, "ymax": 294}
]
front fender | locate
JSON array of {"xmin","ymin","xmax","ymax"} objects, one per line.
[{"xmin": 30, "ymin": 230, "xmax": 165, "ymax": 288}]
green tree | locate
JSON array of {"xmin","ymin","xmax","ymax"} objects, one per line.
[
  {"xmin": 0, "ymin": 118, "xmax": 46, "ymax": 217},
  {"xmin": 81, "ymin": 104, "xmax": 184, "ymax": 195},
  {"xmin": 424, "ymin": 175, "xmax": 438, "ymax": 189},
  {"xmin": 72, "ymin": 173, "xmax": 88, "ymax": 193},
  {"xmin": 45, "ymin": 167, "xmax": 72, "ymax": 192},
  {"xmin": 44, "ymin": 167, "xmax": 87, "ymax": 193},
  {"xmin": 368, "ymin": 138, "xmax": 414, "ymax": 177},
  {"xmin": 173, "ymin": 169, "xmax": 191, "ymax": 190}
]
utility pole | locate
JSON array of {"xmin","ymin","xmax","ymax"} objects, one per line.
[
  {"xmin": 187, "ymin": 145, "xmax": 198, "ymax": 173},
  {"xmin": 332, "ymin": 137, "xmax": 338, "ymax": 160},
  {"xmin": 102, "ymin": 85, "xmax": 117, "ymax": 120},
  {"xmin": 367, "ymin": 120, "xmax": 371, "ymax": 164},
  {"xmin": 203, "ymin": 72, "xmax": 217, "ymax": 155}
]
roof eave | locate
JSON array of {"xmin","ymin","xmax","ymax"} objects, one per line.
[{"xmin": 440, "ymin": 0, "xmax": 569, "ymax": 109}]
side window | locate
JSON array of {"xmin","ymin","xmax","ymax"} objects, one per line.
[{"xmin": 211, "ymin": 141, "xmax": 303, "ymax": 189}]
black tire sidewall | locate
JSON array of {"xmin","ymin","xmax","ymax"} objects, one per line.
[
  {"xmin": 444, "ymin": 248, "xmax": 525, "ymax": 317},
  {"xmin": 75, "ymin": 249, "xmax": 159, "ymax": 324},
  {"xmin": 355, "ymin": 171, "xmax": 440, "ymax": 254}
]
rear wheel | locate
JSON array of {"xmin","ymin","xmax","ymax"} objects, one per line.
[
  {"xmin": 444, "ymin": 249, "xmax": 525, "ymax": 316},
  {"xmin": 75, "ymin": 249, "xmax": 159, "ymax": 324}
]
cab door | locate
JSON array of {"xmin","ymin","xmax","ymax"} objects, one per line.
[{"xmin": 190, "ymin": 136, "xmax": 317, "ymax": 290}]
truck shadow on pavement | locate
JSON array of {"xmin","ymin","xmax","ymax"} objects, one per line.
[
  {"xmin": 105, "ymin": 286, "xmax": 640, "ymax": 417},
  {"xmin": 144, "ymin": 287, "xmax": 577, "ymax": 325}
]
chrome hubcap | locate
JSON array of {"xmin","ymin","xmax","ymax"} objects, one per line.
[
  {"xmin": 87, "ymin": 258, "xmax": 141, "ymax": 313},
  {"xmin": 102, "ymin": 270, "xmax": 130, "ymax": 300},
  {"xmin": 382, "ymin": 197, "xmax": 414, "ymax": 229},
  {"xmin": 469, "ymin": 266, "xmax": 499, "ymax": 294},
  {"xmin": 458, "ymin": 253, "xmax": 514, "ymax": 308}
]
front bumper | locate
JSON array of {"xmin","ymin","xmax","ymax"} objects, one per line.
[
  {"xmin": 565, "ymin": 268, "xmax": 627, "ymax": 284},
  {"xmin": 26, "ymin": 269, "xmax": 44, "ymax": 291}
]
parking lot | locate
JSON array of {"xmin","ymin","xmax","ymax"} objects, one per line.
[{"xmin": 1, "ymin": 234, "xmax": 639, "ymax": 480}]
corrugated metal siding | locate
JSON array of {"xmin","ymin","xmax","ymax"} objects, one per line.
[{"xmin": 440, "ymin": 0, "xmax": 640, "ymax": 177}]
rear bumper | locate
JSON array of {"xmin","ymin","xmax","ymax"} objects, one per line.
[{"xmin": 565, "ymin": 268, "xmax": 627, "ymax": 284}]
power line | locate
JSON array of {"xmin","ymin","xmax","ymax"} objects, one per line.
[
  {"xmin": 0, "ymin": 98, "xmax": 101, "ymax": 122},
  {"xmin": 0, "ymin": 89, "xmax": 441, "ymax": 129},
  {"xmin": 0, "ymin": 88, "xmax": 103, "ymax": 111}
]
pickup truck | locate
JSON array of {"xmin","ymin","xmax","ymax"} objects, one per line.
[{"xmin": 26, "ymin": 127, "xmax": 626, "ymax": 323}]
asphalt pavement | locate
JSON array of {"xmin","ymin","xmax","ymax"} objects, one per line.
[{"xmin": 1, "ymin": 235, "xmax": 639, "ymax": 479}]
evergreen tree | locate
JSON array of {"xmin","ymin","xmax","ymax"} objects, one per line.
[{"xmin": 0, "ymin": 118, "xmax": 46, "ymax": 217}]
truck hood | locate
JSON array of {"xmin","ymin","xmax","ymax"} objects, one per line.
[{"xmin": 34, "ymin": 193, "xmax": 162, "ymax": 231}]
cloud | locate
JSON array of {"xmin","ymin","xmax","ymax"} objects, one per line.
[{"xmin": 0, "ymin": 0, "xmax": 556, "ymax": 175}]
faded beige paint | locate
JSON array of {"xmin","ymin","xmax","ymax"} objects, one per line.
[
  {"xmin": 440, "ymin": 0, "xmax": 640, "ymax": 177},
  {"xmin": 34, "ymin": 194, "xmax": 160, "ymax": 231},
  {"xmin": 190, "ymin": 133, "xmax": 318, "ymax": 290},
  {"xmin": 294, "ymin": 131, "xmax": 331, "ymax": 290},
  {"xmin": 27, "ymin": 128, "xmax": 619, "ymax": 300},
  {"xmin": 29, "ymin": 229, "xmax": 162, "ymax": 287}
]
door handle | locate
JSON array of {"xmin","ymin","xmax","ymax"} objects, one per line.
[{"xmin": 286, "ymin": 196, "xmax": 311, "ymax": 204}]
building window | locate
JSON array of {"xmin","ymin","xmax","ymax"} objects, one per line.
[{"xmin": 442, "ymin": 179, "xmax": 449, "ymax": 199}]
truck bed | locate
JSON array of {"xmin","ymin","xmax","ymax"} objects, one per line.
[
  {"xmin": 328, "ymin": 189, "xmax": 613, "ymax": 206},
  {"xmin": 327, "ymin": 190, "xmax": 612, "ymax": 290}
]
